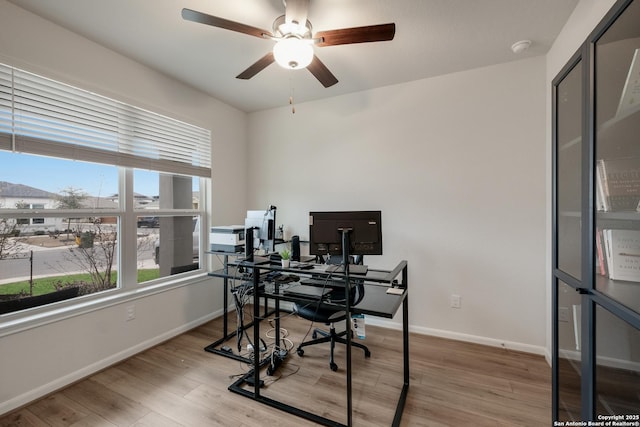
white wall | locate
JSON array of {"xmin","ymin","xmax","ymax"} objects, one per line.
[
  {"xmin": 247, "ymin": 56, "xmax": 547, "ymax": 353},
  {"xmin": 544, "ymin": 0, "xmax": 618, "ymax": 359},
  {"xmin": 0, "ymin": 0, "xmax": 247, "ymax": 414}
]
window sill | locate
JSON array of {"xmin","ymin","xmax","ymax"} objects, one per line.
[{"xmin": 0, "ymin": 272, "xmax": 213, "ymax": 338}]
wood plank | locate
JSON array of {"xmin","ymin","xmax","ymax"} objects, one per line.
[
  {"xmin": 60, "ymin": 379, "xmax": 150, "ymax": 426},
  {"xmin": 0, "ymin": 408, "xmax": 45, "ymax": 426},
  {"xmin": 131, "ymin": 411, "xmax": 183, "ymax": 427},
  {"xmin": 26, "ymin": 393, "xmax": 91, "ymax": 426}
]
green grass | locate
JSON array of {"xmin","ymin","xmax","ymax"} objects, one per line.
[
  {"xmin": 0, "ymin": 269, "xmax": 161, "ymax": 297},
  {"xmin": 137, "ymin": 269, "xmax": 160, "ymax": 282}
]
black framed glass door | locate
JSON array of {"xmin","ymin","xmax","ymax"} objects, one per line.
[{"xmin": 553, "ymin": 0, "xmax": 640, "ymax": 422}]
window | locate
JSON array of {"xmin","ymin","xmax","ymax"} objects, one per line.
[
  {"xmin": 0, "ymin": 63, "xmax": 211, "ymax": 316},
  {"xmin": 0, "ymin": 213, "xmax": 119, "ymax": 299},
  {"xmin": 133, "ymin": 170, "xmax": 202, "ymax": 283}
]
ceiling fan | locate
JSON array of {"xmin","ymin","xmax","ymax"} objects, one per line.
[{"xmin": 181, "ymin": 0, "xmax": 396, "ymax": 88}]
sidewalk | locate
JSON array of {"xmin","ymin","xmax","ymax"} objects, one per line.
[{"xmin": 10, "ymin": 235, "xmax": 77, "ymax": 253}]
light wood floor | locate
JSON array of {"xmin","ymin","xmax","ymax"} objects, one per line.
[{"xmin": 0, "ymin": 311, "xmax": 551, "ymax": 426}]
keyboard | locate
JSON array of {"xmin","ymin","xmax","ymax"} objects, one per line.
[
  {"xmin": 282, "ymin": 284, "xmax": 331, "ymax": 299},
  {"xmin": 300, "ymin": 278, "xmax": 348, "ymax": 288},
  {"xmin": 290, "ymin": 261, "xmax": 315, "ymax": 269},
  {"xmin": 325, "ymin": 264, "xmax": 368, "ymax": 275}
]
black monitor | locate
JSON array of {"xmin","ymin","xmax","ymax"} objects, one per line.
[{"xmin": 309, "ymin": 211, "xmax": 382, "ymax": 257}]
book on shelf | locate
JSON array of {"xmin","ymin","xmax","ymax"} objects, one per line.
[
  {"xmin": 596, "ymin": 157, "xmax": 640, "ymax": 212},
  {"xmin": 600, "ymin": 229, "xmax": 640, "ymax": 283},
  {"xmin": 595, "ymin": 228, "xmax": 607, "ymax": 277}
]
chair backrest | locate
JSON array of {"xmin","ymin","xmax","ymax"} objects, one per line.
[
  {"xmin": 310, "ymin": 255, "xmax": 363, "ymax": 306},
  {"xmin": 293, "ymin": 277, "xmax": 365, "ymax": 323},
  {"xmin": 350, "ymin": 280, "xmax": 366, "ymax": 306},
  {"xmin": 324, "ymin": 278, "xmax": 365, "ymax": 308}
]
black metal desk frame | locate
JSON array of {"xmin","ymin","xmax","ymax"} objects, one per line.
[
  {"xmin": 226, "ymin": 259, "xmax": 409, "ymax": 427},
  {"xmin": 204, "ymin": 251, "xmax": 276, "ymax": 363}
]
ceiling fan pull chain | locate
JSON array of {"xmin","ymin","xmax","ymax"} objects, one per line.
[{"xmin": 289, "ymin": 79, "xmax": 296, "ymax": 114}]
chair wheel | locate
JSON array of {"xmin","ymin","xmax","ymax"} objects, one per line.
[
  {"xmin": 330, "ymin": 362, "xmax": 338, "ymax": 372},
  {"xmin": 312, "ymin": 331, "xmax": 318, "ymax": 339},
  {"xmin": 365, "ymin": 350, "xmax": 371, "ymax": 358},
  {"xmin": 297, "ymin": 348, "xmax": 304, "ymax": 357}
]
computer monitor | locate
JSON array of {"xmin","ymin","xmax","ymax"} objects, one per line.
[
  {"xmin": 245, "ymin": 207, "xmax": 276, "ymax": 254},
  {"xmin": 309, "ymin": 211, "xmax": 382, "ymax": 257}
]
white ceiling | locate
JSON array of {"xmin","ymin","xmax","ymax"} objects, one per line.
[{"xmin": 8, "ymin": 0, "xmax": 579, "ymax": 113}]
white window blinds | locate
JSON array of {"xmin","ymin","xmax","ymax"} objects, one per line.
[{"xmin": 0, "ymin": 63, "xmax": 211, "ymax": 177}]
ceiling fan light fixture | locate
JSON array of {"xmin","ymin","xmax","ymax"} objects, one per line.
[
  {"xmin": 278, "ymin": 21, "xmax": 309, "ymax": 37},
  {"xmin": 272, "ymin": 13, "xmax": 312, "ymax": 38},
  {"xmin": 273, "ymin": 37, "xmax": 314, "ymax": 69}
]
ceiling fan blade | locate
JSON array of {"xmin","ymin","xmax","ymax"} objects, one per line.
[
  {"xmin": 236, "ymin": 52, "xmax": 275, "ymax": 80},
  {"xmin": 307, "ymin": 55, "xmax": 338, "ymax": 88},
  {"xmin": 181, "ymin": 8, "xmax": 271, "ymax": 39},
  {"xmin": 285, "ymin": 0, "xmax": 310, "ymax": 26},
  {"xmin": 315, "ymin": 23, "xmax": 396, "ymax": 47}
]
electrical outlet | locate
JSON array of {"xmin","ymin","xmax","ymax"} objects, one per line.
[
  {"xmin": 450, "ymin": 294, "xmax": 461, "ymax": 309},
  {"xmin": 558, "ymin": 307, "xmax": 570, "ymax": 322},
  {"xmin": 126, "ymin": 304, "xmax": 135, "ymax": 321}
]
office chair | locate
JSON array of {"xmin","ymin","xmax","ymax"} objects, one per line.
[{"xmin": 293, "ymin": 258, "xmax": 371, "ymax": 371}]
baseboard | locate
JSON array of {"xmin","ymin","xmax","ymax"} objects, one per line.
[
  {"xmin": 365, "ymin": 317, "xmax": 548, "ymax": 357},
  {"xmin": 559, "ymin": 348, "xmax": 640, "ymax": 373},
  {"xmin": 0, "ymin": 308, "xmax": 222, "ymax": 416},
  {"xmin": 278, "ymin": 301, "xmax": 548, "ymax": 357}
]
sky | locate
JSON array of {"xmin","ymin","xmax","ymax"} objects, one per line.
[{"xmin": 0, "ymin": 151, "xmax": 159, "ymax": 197}]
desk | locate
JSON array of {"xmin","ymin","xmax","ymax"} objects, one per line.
[
  {"xmin": 205, "ymin": 251, "xmax": 276, "ymax": 363},
  {"xmin": 225, "ymin": 259, "xmax": 409, "ymax": 427}
]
